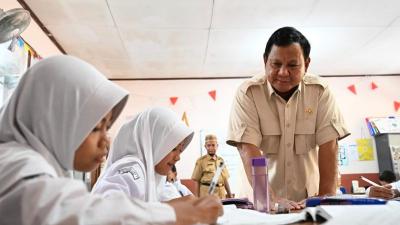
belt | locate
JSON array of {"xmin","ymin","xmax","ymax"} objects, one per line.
[{"xmin": 201, "ymin": 182, "xmax": 224, "ymax": 187}]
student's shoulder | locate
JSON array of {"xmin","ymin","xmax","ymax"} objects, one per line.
[
  {"xmin": 109, "ymin": 156, "xmax": 146, "ymax": 180},
  {"xmin": 303, "ymin": 73, "xmax": 328, "ymax": 89},
  {"xmin": 237, "ymin": 74, "xmax": 266, "ymax": 93}
]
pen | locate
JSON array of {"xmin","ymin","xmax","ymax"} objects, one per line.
[
  {"xmin": 173, "ymin": 182, "xmax": 184, "ymax": 197},
  {"xmin": 208, "ymin": 162, "xmax": 224, "ymax": 195},
  {"xmin": 360, "ymin": 176, "xmax": 380, "ymax": 187}
]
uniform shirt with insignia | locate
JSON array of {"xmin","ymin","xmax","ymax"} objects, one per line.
[
  {"xmin": 227, "ymin": 73, "xmax": 350, "ymax": 201},
  {"xmin": 92, "ymin": 157, "xmax": 146, "ymax": 201},
  {"xmin": 191, "ymin": 154, "xmax": 230, "ymax": 185}
]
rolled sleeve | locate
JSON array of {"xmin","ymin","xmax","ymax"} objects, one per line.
[
  {"xmin": 227, "ymin": 86, "xmax": 262, "ymax": 147},
  {"xmin": 316, "ymin": 87, "xmax": 350, "ymax": 145}
]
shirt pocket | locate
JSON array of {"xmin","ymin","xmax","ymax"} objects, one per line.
[
  {"xmin": 204, "ymin": 164, "xmax": 215, "ymax": 173},
  {"xmin": 260, "ymin": 117, "xmax": 281, "ymax": 155},
  {"xmin": 294, "ymin": 121, "xmax": 316, "ymax": 155},
  {"xmin": 260, "ymin": 130, "xmax": 281, "ymax": 155}
]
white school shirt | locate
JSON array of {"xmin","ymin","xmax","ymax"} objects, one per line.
[
  {"xmin": 159, "ymin": 178, "xmax": 193, "ymax": 202},
  {"xmin": 0, "ymin": 55, "xmax": 175, "ymax": 225},
  {"xmin": 391, "ymin": 180, "xmax": 400, "ymax": 191},
  {"xmin": 92, "ymin": 156, "xmax": 147, "ymax": 200}
]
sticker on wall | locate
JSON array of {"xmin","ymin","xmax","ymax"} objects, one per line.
[
  {"xmin": 347, "ymin": 144, "xmax": 359, "ymax": 161},
  {"xmin": 181, "ymin": 111, "xmax": 189, "ymax": 127},
  {"xmin": 356, "ymin": 138, "xmax": 374, "ymax": 161},
  {"xmin": 338, "ymin": 144, "xmax": 349, "ymax": 166}
]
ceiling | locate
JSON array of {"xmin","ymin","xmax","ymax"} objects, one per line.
[{"xmin": 23, "ymin": 0, "xmax": 400, "ymax": 79}]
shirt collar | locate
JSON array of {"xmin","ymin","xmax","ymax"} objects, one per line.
[
  {"xmin": 207, "ymin": 154, "xmax": 217, "ymax": 160},
  {"xmin": 266, "ymin": 77, "xmax": 303, "ymax": 100}
]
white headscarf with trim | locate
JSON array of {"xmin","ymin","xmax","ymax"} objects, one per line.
[
  {"xmin": 103, "ymin": 107, "xmax": 194, "ymax": 201},
  {"xmin": 0, "ymin": 55, "xmax": 128, "ymax": 194}
]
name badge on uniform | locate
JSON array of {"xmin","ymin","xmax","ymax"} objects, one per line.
[
  {"xmin": 131, "ymin": 170, "xmax": 140, "ymax": 180},
  {"xmin": 118, "ymin": 167, "xmax": 140, "ymax": 180}
]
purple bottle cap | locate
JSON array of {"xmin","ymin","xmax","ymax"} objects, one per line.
[{"xmin": 251, "ymin": 157, "xmax": 266, "ymax": 167}]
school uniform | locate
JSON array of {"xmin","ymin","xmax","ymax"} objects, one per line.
[
  {"xmin": 159, "ymin": 178, "xmax": 193, "ymax": 201},
  {"xmin": 92, "ymin": 107, "xmax": 194, "ymax": 202},
  {"xmin": 0, "ymin": 56, "xmax": 176, "ymax": 225}
]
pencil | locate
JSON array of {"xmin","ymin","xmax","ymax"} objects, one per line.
[{"xmin": 360, "ymin": 176, "xmax": 380, "ymax": 187}]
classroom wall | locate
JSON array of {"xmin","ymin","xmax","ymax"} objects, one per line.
[{"xmin": 111, "ymin": 75, "xmax": 400, "ymax": 197}]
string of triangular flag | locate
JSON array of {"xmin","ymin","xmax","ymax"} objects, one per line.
[
  {"xmin": 169, "ymin": 89, "xmax": 217, "ymax": 106},
  {"xmin": 346, "ymin": 80, "xmax": 399, "ymax": 112},
  {"xmin": 16, "ymin": 37, "xmax": 42, "ymax": 60},
  {"xmin": 347, "ymin": 81, "xmax": 378, "ymax": 95}
]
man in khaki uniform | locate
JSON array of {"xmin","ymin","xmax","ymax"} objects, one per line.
[
  {"xmin": 227, "ymin": 27, "xmax": 349, "ymax": 205},
  {"xmin": 191, "ymin": 134, "xmax": 232, "ymax": 199}
]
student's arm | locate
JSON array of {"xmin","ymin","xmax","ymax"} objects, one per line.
[
  {"xmin": 318, "ymin": 139, "xmax": 338, "ymax": 196},
  {"xmin": 15, "ymin": 176, "xmax": 176, "ymax": 225}
]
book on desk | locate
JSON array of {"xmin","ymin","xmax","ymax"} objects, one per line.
[
  {"xmin": 305, "ymin": 194, "xmax": 387, "ymax": 207},
  {"xmin": 217, "ymin": 198, "xmax": 400, "ymax": 225}
]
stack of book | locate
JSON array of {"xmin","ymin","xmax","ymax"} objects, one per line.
[{"xmin": 365, "ymin": 116, "xmax": 400, "ymax": 136}]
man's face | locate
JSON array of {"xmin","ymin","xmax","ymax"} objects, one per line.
[
  {"xmin": 205, "ymin": 140, "xmax": 218, "ymax": 156},
  {"xmin": 265, "ymin": 43, "xmax": 310, "ymax": 94}
]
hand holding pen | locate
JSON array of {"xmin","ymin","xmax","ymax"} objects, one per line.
[
  {"xmin": 208, "ymin": 162, "xmax": 224, "ymax": 195},
  {"xmin": 361, "ymin": 176, "xmax": 395, "ymax": 199}
]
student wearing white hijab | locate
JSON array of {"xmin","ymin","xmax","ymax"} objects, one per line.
[
  {"xmin": 92, "ymin": 107, "xmax": 194, "ymax": 202},
  {"xmin": 0, "ymin": 55, "xmax": 222, "ymax": 225},
  {"xmin": 159, "ymin": 165, "xmax": 193, "ymax": 202}
]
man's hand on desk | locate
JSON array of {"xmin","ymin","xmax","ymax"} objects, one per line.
[{"xmin": 272, "ymin": 197, "xmax": 305, "ymax": 211}]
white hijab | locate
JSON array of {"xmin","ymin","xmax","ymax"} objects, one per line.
[
  {"xmin": 0, "ymin": 55, "xmax": 128, "ymax": 194},
  {"xmin": 104, "ymin": 107, "xmax": 194, "ymax": 201}
]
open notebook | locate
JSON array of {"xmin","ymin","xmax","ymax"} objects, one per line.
[{"xmin": 217, "ymin": 201, "xmax": 400, "ymax": 225}]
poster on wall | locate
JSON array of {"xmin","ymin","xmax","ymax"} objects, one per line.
[
  {"xmin": 338, "ymin": 143, "xmax": 360, "ymax": 167},
  {"xmin": 356, "ymin": 138, "xmax": 374, "ymax": 161}
]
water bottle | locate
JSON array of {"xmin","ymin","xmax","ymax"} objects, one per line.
[{"xmin": 251, "ymin": 157, "xmax": 269, "ymax": 213}]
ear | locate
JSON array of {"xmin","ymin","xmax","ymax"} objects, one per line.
[{"xmin": 304, "ymin": 57, "xmax": 311, "ymax": 72}]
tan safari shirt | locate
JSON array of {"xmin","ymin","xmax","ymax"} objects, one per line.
[
  {"xmin": 191, "ymin": 155, "xmax": 230, "ymax": 198},
  {"xmin": 227, "ymin": 73, "xmax": 349, "ymax": 201}
]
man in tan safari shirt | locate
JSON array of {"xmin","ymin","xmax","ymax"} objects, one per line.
[
  {"xmin": 191, "ymin": 134, "xmax": 232, "ymax": 199},
  {"xmin": 227, "ymin": 27, "xmax": 349, "ymax": 206}
]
